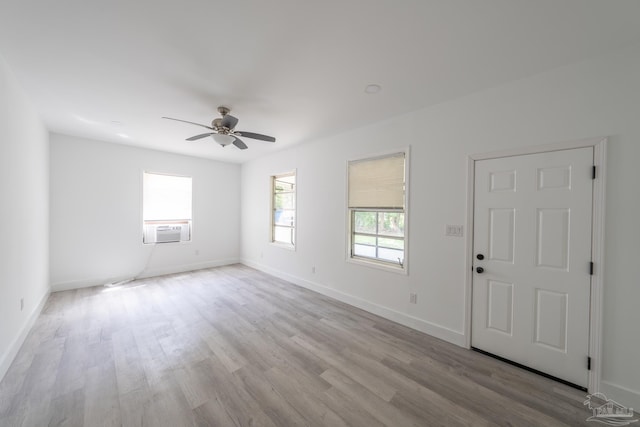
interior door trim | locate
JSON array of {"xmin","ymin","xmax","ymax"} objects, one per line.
[{"xmin": 462, "ymin": 137, "xmax": 607, "ymax": 394}]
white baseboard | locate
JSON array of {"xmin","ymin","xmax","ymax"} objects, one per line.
[
  {"xmin": 0, "ymin": 288, "xmax": 50, "ymax": 382},
  {"xmin": 51, "ymin": 277, "xmax": 119, "ymax": 292},
  {"xmin": 51, "ymin": 258, "xmax": 240, "ymax": 292},
  {"xmin": 242, "ymin": 259, "xmax": 466, "ymax": 347},
  {"xmin": 138, "ymin": 258, "xmax": 240, "ymax": 280},
  {"xmin": 600, "ymin": 380, "xmax": 640, "ymax": 412}
]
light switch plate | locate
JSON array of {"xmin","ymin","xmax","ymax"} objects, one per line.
[{"xmin": 446, "ymin": 225, "xmax": 464, "ymax": 237}]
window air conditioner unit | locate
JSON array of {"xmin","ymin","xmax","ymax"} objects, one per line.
[{"xmin": 156, "ymin": 225, "xmax": 182, "ymax": 243}]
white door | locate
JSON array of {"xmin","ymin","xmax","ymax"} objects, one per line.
[{"xmin": 471, "ymin": 147, "xmax": 593, "ymax": 387}]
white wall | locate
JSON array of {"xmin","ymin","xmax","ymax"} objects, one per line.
[
  {"xmin": 241, "ymin": 44, "xmax": 640, "ymax": 408},
  {"xmin": 50, "ymin": 134, "xmax": 241, "ymax": 290},
  {"xmin": 0, "ymin": 56, "xmax": 50, "ymax": 379}
]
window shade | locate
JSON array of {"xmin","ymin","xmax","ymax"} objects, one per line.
[
  {"xmin": 143, "ymin": 172, "xmax": 192, "ymax": 220},
  {"xmin": 348, "ymin": 153, "xmax": 405, "ymax": 209}
]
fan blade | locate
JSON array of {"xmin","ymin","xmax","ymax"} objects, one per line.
[
  {"xmin": 186, "ymin": 133, "xmax": 214, "ymax": 141},
  {"xmin": 221, "ymin": 114, "xmax": 239, "ymax": 130},
  {"xmin": 235, "ymin": 131, "xmax": 276, "ymax": 142},
  {"xmin": 162, "ymin": 117, "xmax": 214, "ymax": 130},
  {"xmin": 232, "ymin": 137, "xmax": 248, "ymax": 150}
]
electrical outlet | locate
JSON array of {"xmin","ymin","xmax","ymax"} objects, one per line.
[
  {"xmin": 195, "ymin": 249, "xmax": 200, "ymax": 256},
  {"xmin": 409, "ymin": 293, "xmax": 417, "ymax": 304},
  {"xmin": 311, "ymin": 266, "xmax": 316, "ymax": 273},
  {"xmin": 260, "ymin": 252, "xmax": 264, "ymax": 258},
  {"xmin": 20, "ymin": 298, "xmax": 24, "ymax": 311}
]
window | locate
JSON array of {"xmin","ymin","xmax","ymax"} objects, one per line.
[
  {"xmin": 348, "ymin": 152, "xmax": 406, "ymax": 269},
  {"xmin": 271, "ymin": 171, "xmax": 296, "ymax": 247},
  {"xmin": 143, "ymin": 172, "xmax": 192, "ymax": 244}
]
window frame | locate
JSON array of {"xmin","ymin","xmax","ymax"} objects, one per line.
[
  {"xmin": 142, "ymin": 171, "xmax": 193, "ymax": 245},
  {"xmin": 346, "ymin": 149, "xmax": 409, "ymax": 274},
  {"xmin": 350, "ymin": 208, "xmax": 406, "ymax": 266},
  {"xmin": 270, "ymin": 170, "xmax": 296, "ymax": 250}
]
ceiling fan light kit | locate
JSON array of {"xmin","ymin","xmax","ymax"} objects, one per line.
[
  {"xmin": 162, "ymin": 106, "xmax": 276, "ymax": 150},
  {"xmin": 212, "ymin": 133, "xmax": 235, "ymax": 147}
]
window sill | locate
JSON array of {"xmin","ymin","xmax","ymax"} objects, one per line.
[
  {"xmin": 270, "ymin": 241, "xmax": 296, "ymax": 251},
  {"xmin": 346, "ymin": 256, "xmax": 408, "ymax": 275}
]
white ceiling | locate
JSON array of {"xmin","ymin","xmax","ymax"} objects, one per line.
[{"xmin": 1, "ymin": 0, "xmax": 640, "ymax": 163}]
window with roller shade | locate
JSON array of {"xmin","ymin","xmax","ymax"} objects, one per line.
[
  {"xmin": 348, "ymin": 152, "xmax": 406, "ymax": 269},
  {"xmin": 142, "ymin": 172, "xmax": 192, "ymax": 244}
]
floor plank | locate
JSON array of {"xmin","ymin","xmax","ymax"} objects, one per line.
[{"xmin": 0, "ymin": 264, "xmax": 604, "ymax": 426}]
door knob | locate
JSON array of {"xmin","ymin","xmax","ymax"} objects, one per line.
[
  {"xmin": 476, "ymin": 267, "xmax": 484, "ymax": 274},
  {"xmin": 476, "ymin": 254, "xmax": 485, "ymax": 260}
]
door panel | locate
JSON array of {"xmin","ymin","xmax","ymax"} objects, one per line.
[
  {"xmin": 536, "ymin": 208, "xmax": 570, "ymax": 270},
  {"xmin": 489, "ymin": 208, "xmax": 515, "ymax": 263},
  {"xmin": 472, "ymin": 147, "xmax": 593, "ymax": 387},
  {"xmin": 486, "ymin": 280, "xmax": 514, "ymax": 335},
  {"xmin": 533, "ymin": 288, "xmax": 568, "ymax": 351}
]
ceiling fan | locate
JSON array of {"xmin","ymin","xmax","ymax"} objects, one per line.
[{"xmin": 162, "ymin": 106, "xmax": 276, "ymax": 150}]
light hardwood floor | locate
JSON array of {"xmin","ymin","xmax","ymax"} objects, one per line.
[{"xmin": 0, "ymin": 264, "xmax": 599, "ymax": 426}]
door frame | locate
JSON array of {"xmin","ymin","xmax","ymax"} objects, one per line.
[{"xmin": 463, "ymin": 137, "xmax": 607, "ymax": 393}]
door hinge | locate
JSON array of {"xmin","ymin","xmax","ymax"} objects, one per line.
[
  {"xmin": 587, "ymin": 356, "xmax": 592, "ymax": 371},
  {"xmin": 592, "ymin": 165, "xmax": 596, "ymax": 180},
  {"xmin": 590, "ymin": 262, "xmax": 594, "ymax": 275}
]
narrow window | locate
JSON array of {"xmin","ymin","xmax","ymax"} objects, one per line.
[
  {"xmin": 143, "ymin": 172, "xmax": 192, "ymax": 244},
  {"xmin": 271, "ymin": 171, "xmax": 296, "ymax": 247},
  {"xmin": 348, "ymin": 152, "xmax": 406, "ymax": 269}
]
